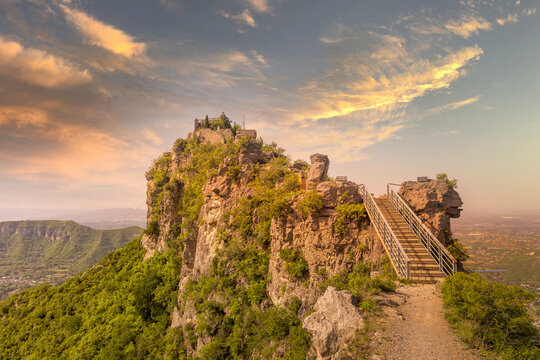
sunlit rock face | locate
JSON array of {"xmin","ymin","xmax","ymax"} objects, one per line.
[{"xmin": 398, "ymin": 179, "xmax": 463, "ymax": 245}]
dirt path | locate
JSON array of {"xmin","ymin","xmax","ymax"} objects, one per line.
[{"xmin": 371, "ymin": 284, "xmax": 484, "ymax": 360}]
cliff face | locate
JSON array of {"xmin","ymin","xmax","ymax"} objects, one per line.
[
  {"xmin": 398, "ymin": 180, "xmax": 463, "ymax": 245},
  {"xmin": 140, "ymin": 129, "xmax": 390, "ymax": 357},
  {"xmin": 141, "ymin": 128, "xmax": 465, "ymax": 358},
  {"xmin": 0, "ymin": 220, "xmax": 80, "ymax": 241}
]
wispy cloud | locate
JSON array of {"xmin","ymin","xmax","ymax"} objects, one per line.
[
  {"xmin": 60, "ymin": 5, "xmax": 146, "ymax": 57},
  {"xmin": 426, "ymin": 96, "xmax": 481, "ymax": 115},
  {"xmin": 299, "ymin": 36, "xmax": 483, "ymax": 121},
  {"xmin": 319, "ymin": 23, "xmax": 358, "ymax": 44},
  {"xmin": 250, "ymin": 50, "xmax": 269, "ymax": 67},
  {"xmin": 244, "ymin": 0, "xmax": 271, "ymax": 13},
  {"xmin": 444, "ymin": 15, "xmax": 491, "ymax": 38},
  {"xmin": 496, "ymin": 14, "xmax": 518, "ymax": 25},
  {"xmin": 219, "ymin": 9, "xmax": 257, "ymax": 29},
  {"xmin": 0, "ymin": 35, "xmax": 91, "ymax": 88}
]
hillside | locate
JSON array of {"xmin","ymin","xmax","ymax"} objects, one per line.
[
  {"xmin": 0, "ymin": 126, "xmax": 537, "ymax": 359},
  {"xmin": 0, "ymin": 220, "xmax": 142, "ymax": 299}
]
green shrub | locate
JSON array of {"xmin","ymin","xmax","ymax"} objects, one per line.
[
  {"xmin": 334, "ymin": 203, "xmax": 366, "ymax": 235},
  {"xmin": 442, "ymin": 273, "xmax": 539, "ymax": 359},
  {"xmin": 319, "ymin": 262, "xmax": 395, "ymax": 299},
  {"xmin": 279, "ymin": 248, "xmax": 309, "ymax": 280},
  {"xmin": 297, "ymin": 190, "xmax": 323, "ymax": 219},
  {"xmin": 293, "ymin": 159, "xmax": 309, "ymax": 170},
  {"xmin": 436, "ymin": 173, "xmax": 458, "ymax": 188},
  {"xmin": 444, "ymin": 229, "xmax": 469, "ymax": 263}
]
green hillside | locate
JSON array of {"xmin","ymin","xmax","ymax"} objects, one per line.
[{"xmin": 0, "ymin": 220, "xmax": 142, "ymax": 299}]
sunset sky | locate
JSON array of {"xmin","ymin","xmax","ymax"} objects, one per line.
[{"xmin": 0, "ymin": 0, "xmax": 539, "ymax": 213}]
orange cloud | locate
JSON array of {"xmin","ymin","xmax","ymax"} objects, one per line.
[
  {"xmin": 444, "ymin": 15, "xmax": 491, "ymax": 38},
  {"xmin": 298, "ymin": 40, "xmax": 483, "ymax": 121},
  {"xmin": 0, "ymin": 106, "xmax": 156, "ymax": 184},
  {"xmin": 0, "ymin": 35, "xmax": 91, "ymax": 88},
  {"xmin": 245, "ymin": 0, "xmax": 270, "ymax": 13},
  {"xmin": 60, "ymin": 5, "xmax": 146, "ymax": 57}
]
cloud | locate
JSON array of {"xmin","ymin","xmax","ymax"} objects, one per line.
[
  {"xmin": 0, "ymin": 106, "xmax": 48, "ymax": 127},
  {"xmin": 250, "ymin": 50, "xmax": 269, "ymax": 67},
  {"xmin": 496, "ymin": 14, "xmax": 518, "ymax": 25},
  {"xmin": 168, "ymin": 50, "xmax": 267, "ymax": 88},
  {"xmin": 427, "ymin": 96, "xmax": 481, "ymax": 115},
  {"xmin": 319, "ymin": 23, "xmax": 358, "ymax": 44},
  {"xmin": 0, "ymin": 35, "xmax": 91, "ymax": 88},
  {"xmin": 444, "ymin": 15, "xmax": 491, "ymax": 38},
  {"xmin": 298, "ymin": 33, "xmax": 483, "ymax": 121},
  {"xmin": 143, "ymin": 129, "xmax": 163, "ymax": 145},
  {"xmin": 244, "ymin": 0, "xmax": 271, "ymax": 13},
  {"xmin": 219, "ymin": 9, "xmax": 257, "ymax": 29},
  {"xmin": 0, "ymin": 104, "xmax": 159, "ymax": 189},
  {"xmin": 60, "ymin": 5, "xmax": 146, "ymax": 57},
  {"xmin": 405, "ymin": 13, "xmax": 492, "ymax": 39}
]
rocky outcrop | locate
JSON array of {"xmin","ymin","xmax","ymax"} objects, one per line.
[
  {"xmin": 307, "ymin": 154, "xmax": 329, "ymax": 188},
  {"xmin": 302, "ymin": 286, "xmax": 364, "ymax": 359},
  {"xmin": 398, "ymin": 180, "xmax": 463, "ymax": 244},
  {"xmin": 0, "ymin": 220, "xmax": 78, "ymax": 242},
  {"xmin": 268, "ymin": 180, "xmax": 382, "ymax": 314}
]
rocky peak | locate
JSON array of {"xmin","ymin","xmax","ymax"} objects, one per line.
[
  {"xmin": 307, "ymin": 153, "xmax": 330, "ymax": 188},
  {"xmin": 398, "ymin": 179, "xmax": 463, "ymax": 244}
]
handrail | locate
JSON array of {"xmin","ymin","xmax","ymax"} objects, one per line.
[
  {"xmin": 359, "ymin": 185, "xmax": 410, "ymax": 279},
  {"xmin": 386, "ymin": 184, "xmax": 457, "ymax": 276}
]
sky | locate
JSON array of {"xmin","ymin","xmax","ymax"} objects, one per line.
[{"xmin": 0, "ymin": 0, "xmax": 539, "ymax": 214}]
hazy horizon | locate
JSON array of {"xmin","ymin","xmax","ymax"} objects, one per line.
[{"xmin": 1, "ymin": 0, "xmax": 539, "ymax": 213}]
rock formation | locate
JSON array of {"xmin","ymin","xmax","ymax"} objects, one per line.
[
  {"xmin": 302, "ymin": 286, "xmax": 364, "ymax": 359},
  {"xmin": 307, "ymin": 153, "xmax": 330, "ymax": 188},
  {"xmin": 398, "ymin": 179, "xmax": 463, "ymax": 244},
  {"xmin": 140, "ymin": 125, "xmax": 466, "ymax": 358}
]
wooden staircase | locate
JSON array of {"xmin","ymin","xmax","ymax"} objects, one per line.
[{"xmin": 375, "ymin": 197, "xmax": 445, "ymax": 284}]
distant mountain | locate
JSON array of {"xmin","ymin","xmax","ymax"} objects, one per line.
[
  {"xmin": 0, "ymin": 208, "xmax": 146, "ymax": 229},
  {"xmin": 0, "ymin": 220, "xmax": 143, "ymax": 299}
]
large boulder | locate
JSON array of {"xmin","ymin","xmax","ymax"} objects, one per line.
[
  {"xmin": 307, "ymin": 154, "xmax": 329, "ymax": 188},
  {"xmin": 316, "ymin": 181, "xmax": 362, "ymax": 208},
  {"xmin": 302, "ymin": 286, "xmax": 364, "ymax": 359},
  {"xmin": 398, "ymin": 179, "xmax": 463, "ymax": 244}
]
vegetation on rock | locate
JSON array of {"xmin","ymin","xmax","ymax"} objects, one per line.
[
  {"xmin": 334, "ymin": 203, "xmax": 366, "ymax": 235},
  {"xmin": 279, "ymin": 248, "xmax": 309, "ymax": 280},
  {"xmin": 297, "ymin": 190, "xmax": 323, "ymax": 219},
  {"xmin": 436, "ymin": 173, "xmax": 458, "ymax": 188}
]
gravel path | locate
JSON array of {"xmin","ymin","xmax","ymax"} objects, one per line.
[{"xmin": 371, "ymin": 284, "xmax": 484, "ymax": 360}]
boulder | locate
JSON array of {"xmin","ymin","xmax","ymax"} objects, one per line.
[
  {"xmin": 398, "ymin": 180, "xmax": 463, "ymax": 244},
  {"xmin": 316, "ymin": 181, "xmax": 362, "ymax": 208},
  {"xmin": 302, "ymin": 286, "xmax": 364, "ymax": 359},
  {"xmin": 307, "ymin": 154, "xmax": 329, "ymax": 188}
]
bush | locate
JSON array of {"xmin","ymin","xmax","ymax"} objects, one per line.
[
  {"xmin": 297, "ymin": 190, "xmax": 323, "ymax": 219},
  {"xmin": 334, "ymin": 203, "xmax": 366, "ymax": 235},
  {"xmin": 436, "ymin": 173, "xmax": 458, "ymax": 188},
  {"xmin": 442, "ymin": 273, "xmax": 539, "ymax": 359},
  {"xmin": 319, "ymin": 262, "xmax": 395, "ymax": 299},
  {"xmin": 279, "ymin": 248, "xmax": 309, "ymax": 280},
  {"xmin": 444, "ymin": 229, "xmax": 469, "ymax": 263}
]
